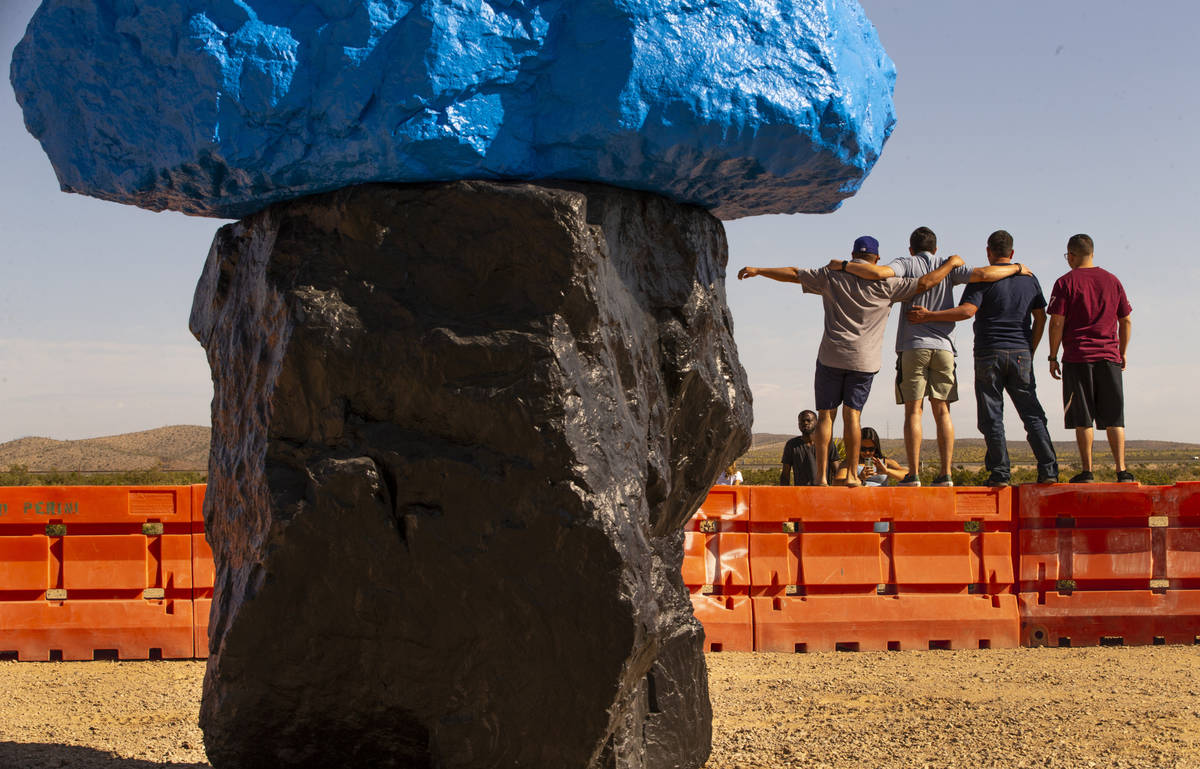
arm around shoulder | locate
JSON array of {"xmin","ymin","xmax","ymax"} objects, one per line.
[
  {"xmin": 969, "ymin": 262, "xmax": 1025, "ymax": 283},
  {"xmin": 843, "ymin": 261, "xmax": 895, "ymax": 280},
  {"xmin": 915, "ymin": 254, "xmax": 965, "ymax": 293}
]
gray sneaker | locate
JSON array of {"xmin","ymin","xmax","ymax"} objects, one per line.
[
  {"xmin": 931, "ymin": 474, "xmax": 954, "ymax": 487},
  {"xmin": 898, "ymin": 473, "xmax": 921, "ymax": 487}
]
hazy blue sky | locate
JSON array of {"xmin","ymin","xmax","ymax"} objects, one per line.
[{"xmin": 2, "ymin": 1, "xmax": 1197, "ymax": 444}]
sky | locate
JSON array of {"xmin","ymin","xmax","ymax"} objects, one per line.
[{"xmin": 1, "ymin": 1, "xmax": 1198, "ymax": 445}]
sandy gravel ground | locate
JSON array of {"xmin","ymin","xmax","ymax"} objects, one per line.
[{"xmin": 1, "ymin": 647, "xmax": 1198, "ymax": 768}]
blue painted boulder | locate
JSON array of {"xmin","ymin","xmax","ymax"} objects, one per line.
[{"xmin": 10, "ymin": 0, "xmax": 895, "ymax": 220}]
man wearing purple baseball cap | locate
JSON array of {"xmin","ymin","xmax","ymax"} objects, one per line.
[{"xmin": 738, "ymin": 237, "xmax": 961, "ymax": 486}]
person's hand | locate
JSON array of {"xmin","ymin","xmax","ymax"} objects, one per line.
[
  {"xmin": 1121, "ymin": 353, "xmax": 1127, "ymax": 371},
  {"xmin": 737, "ymin": 267, "xmax": 758, "ymax": 280},
  {"xmin": 1018, "ymin": 263, "xmax": 1033, "ymax": 276},
  {"xmin": 947, "ymin": 253, "xmax": 965, "ymax": 268},
  {"xmin": 907, "ymin": 305, "xmax": 932, "ymax": 324},
  {"xmin": 827, "ymin": 259, "xmax": 844, "ymax": 271},
  {"xmin": 1049, "ymin": 359, "xmax": 1062, "ymax": 380}
]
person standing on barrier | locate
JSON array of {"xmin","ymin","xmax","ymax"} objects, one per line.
[
  {"xmin": 780, "ymin": 409, "xmax": 840, "ymax": 486},
  {"xmin": 907, "ymin": 230, "xmax": 1059, "ymax": 486},
  {"xmin": 826, "ymin": 227, "xmax": 1028, "ymax": 487},
  {"xmin": 1046, "ymin": 233, "xmax": 1134, "ymax": 483},
  {"xmin": 738, "ymin": 236, "xmax": 957, "ymax": 486}
]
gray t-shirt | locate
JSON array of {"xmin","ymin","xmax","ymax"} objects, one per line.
[
  {"xmin": 889, "ymin": 252, "xmax": 972, "ymax": 353},
  {"xmin": 794, "ymin": 262, "xmax": 923, "ymax": 373}
]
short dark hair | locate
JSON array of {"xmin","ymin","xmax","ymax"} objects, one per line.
[
  {"xmin": 987, "ymin": 230, "xmax": 1014, "ymax": 256},
  {"xmin": 1067, "ymin": 233, "xmax": 1094, "ymax": 256},
  {"xmin": 798, "ymin": 409, "xmax": 816, "ymax": 420},
  {"xmin": 909, "ymin": 226, "xmax": 937, "ymax": 253}
]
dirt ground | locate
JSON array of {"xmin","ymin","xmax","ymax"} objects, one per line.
[{"xmin": 1, "ymin": 647, "xmax": 1198, "ymax": 768}]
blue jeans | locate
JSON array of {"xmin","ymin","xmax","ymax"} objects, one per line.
[{"xmin": 974, "ymin": 349, "xmax": 1058, "ymax": 482}]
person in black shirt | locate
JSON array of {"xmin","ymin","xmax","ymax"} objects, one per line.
[
  {"xmin": 780, "ymin": 410, "xmax": 840, "ymax": 485},
  {"xmin": 908, "ymin": 230, "xmax": 1059, "ymax": 486}
]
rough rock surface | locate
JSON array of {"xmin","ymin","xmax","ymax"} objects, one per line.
[
  {"xmin": 12, "ymin": 0, "xmax": 895, "ymax": 220},
  {"xmin": 188, "ymin": 181, "xmax": 752, "ymax": 768}
]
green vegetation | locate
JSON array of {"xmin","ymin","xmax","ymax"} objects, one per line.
[{"xmin": 0, "ymin": 465, "xmax": 206, "ymax": 486}]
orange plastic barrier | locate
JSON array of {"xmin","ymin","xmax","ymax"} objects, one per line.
[
  {"xmin": 683, "ymin": 486, "xmax": 753, "ymax": 651},
  {"xmin": 1018, "ymin": 482, "xmax": 1200, "ymax": 646},
  {"xmin": 191, "ymin": 484, "xmax": 213, "ymax": 657},
  {"xmin": 0, "ymin": 486, "xmax": 196, "ymax": 660},
  {"xmin": 747, "ymin": 486, "xmax": 1019, "ymax": 652}
]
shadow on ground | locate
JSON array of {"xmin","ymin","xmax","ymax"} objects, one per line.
[{"xmin": 0, "ymin": 742, "xmax": 210, "ymax": 768}]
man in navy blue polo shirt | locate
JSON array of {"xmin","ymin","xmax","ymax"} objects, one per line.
[{"xmin": 907, "ymin": 230, "xmax": 1058, "ymax": 486}]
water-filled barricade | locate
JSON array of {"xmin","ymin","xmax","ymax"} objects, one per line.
[
  {"xmin": 0, "ymin": 486, "xmax": 203, "ymax": 660},
  {"xmin": 2, "ymin": 482, "xmax": 1198, "ymax": 657},
  {"xmin": 746, "ymin": 486, "xmax": 1018, "ymax": 652},
  {"xmin": 1018, "ymin": 481, "xmax": 1200, "ymax": 647},
  {"xmin": 683, "ymin": 486, "xmax": 753, "ymax": 651}
]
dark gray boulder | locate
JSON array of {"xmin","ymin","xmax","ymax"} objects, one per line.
[{"xmin": 189, "ymin": 181, "xmax": 751, "ymax": 768}]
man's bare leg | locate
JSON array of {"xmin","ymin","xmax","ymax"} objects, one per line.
[
  {"xmin": 842, "ymin": 406, "xmax": 863, "ymax": 487},
  {"xmin": 1075, "ymin": 427, "xmax": 1094, "ymax": 471},
  {"xmin": 930, "ymin": 398, "xmax": 955, "ymax": 477},
  {"xmin": 903, "ymin": 399, "xmax": 924, "ymax": 477},
  {"xmin": 1106, "ymin": 426, "xmax": 1126, "ymax": 471},
  {"xmin": 814, "ymin": 409, "xmax": 837, "ymax": 486}
]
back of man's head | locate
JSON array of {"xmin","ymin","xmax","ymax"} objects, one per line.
[
  {"xmin": 987, "ymin": 229, "xmax": 1014, "ymax": 260},
  {"xmin": 909, "ymin": 226, "xmax": 937, "ymax": 253},
  {"xmin": 1067, "ymin": 233, "xmax": 1094, "ymax": 257}
]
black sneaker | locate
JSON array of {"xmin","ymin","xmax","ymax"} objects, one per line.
[
  {"xmin": 1116, "ymin": 470, "xmax": 1136, "ymax": 483},
  {"xmin": 1069, "ymin": 471, "xmax": 1094, "ymax": 484},
  {"xmin": 1036, "ymin": 475, "xmax": 1059, "ymax": 485},
  {"xmin": 898, "ymin": 473, "xmax": 921, "ymax": 487},
  {"xmin": 931, "ymin": 474, "xmax": 954, "ymax": 487},
  {"xmin": 986, "ymin": 477, "xmax": 1009, "ymax": 487}
]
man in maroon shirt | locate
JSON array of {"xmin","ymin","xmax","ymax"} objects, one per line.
[{"xmin": 1047, "ymin": 234, "xmax": 1134, "ymax": 483}]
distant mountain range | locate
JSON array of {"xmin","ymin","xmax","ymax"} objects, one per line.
[
  {"xmin": 0, "ymin": 427, "xmax": 1194, "ymax": 473},
  {"xmin": 0, "ymin": 426, "xmax": 210, "ymax": 472}
]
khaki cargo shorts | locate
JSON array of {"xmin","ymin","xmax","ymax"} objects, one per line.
[{"xmin": 895, "ymin": 349, "xmax": 958, "ymax": 404}]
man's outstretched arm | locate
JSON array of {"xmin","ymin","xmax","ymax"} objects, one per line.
[
  {"xmin": 968, "ymin": 262, "xmax": 1030, "ymax": 283},
  {"xmin": 738, "ymin": 266, "xmax": 801, "ymax": 283},
  {"xmin": 908, "ymin": 302, "xmax": 978, "ymax": 325},
  {"xmin": 915, "ymin": 254, "xmax": 965, "ymax": 293}
]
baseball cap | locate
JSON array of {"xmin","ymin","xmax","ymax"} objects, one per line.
[{"xmin": 852, "ymin": 236, "xmax": 879, "ymax": 256}]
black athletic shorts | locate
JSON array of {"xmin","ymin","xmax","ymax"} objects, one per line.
[{"xmin": 1062, "ymin": 360, "xmax": 1124, "ymax": 429}]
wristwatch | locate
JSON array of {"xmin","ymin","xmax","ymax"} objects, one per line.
[
  {"xmin": 840, "ymin": 260, "xmax": 848, "ymax": 270},
  {"xmin": 1047, "ymin": 356, "xmax": 1058, "ymax": 362}
]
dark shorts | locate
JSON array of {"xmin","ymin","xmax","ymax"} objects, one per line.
[
  {"xmin": 814, "ymin": 360, "xmax": 875, "ymax": 412},
  {"xmin": 1062, "ymin": 360, "xmax": 1124, "ymax": 429}
]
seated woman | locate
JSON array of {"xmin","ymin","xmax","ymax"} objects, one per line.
[{"xmin": 835, "ymin": 427, "xmax": 905, "ymax": 486}]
